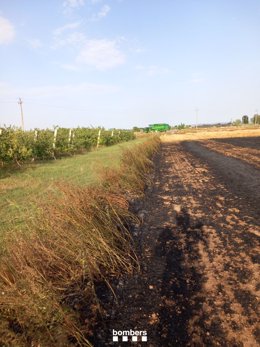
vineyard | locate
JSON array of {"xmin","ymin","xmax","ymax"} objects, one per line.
[{"xmin": 0, "ymin": 126, "xmax": 135, "ymax": 165}]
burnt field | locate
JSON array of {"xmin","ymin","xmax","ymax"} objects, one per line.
[
  {"xmin": 91, "ymin": 136, "xmax": 260, "ymax": 347},
  {"xmin": 212, "ymin": 136, "xmax": 260, "ymax": 150},
  {"xmin": 198, "ymin": 137, "xmax": 260, "ymax": 170}
]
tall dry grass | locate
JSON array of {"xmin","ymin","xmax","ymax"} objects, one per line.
[
  {"xmin": 0, "ymin": 136, "xmax": 160, "ymax": 347},
  {"xmin": 102, "ymin": 135, "xmax": 160, "ymax": 195}
]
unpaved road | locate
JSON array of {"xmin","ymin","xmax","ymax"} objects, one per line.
[{"xmin": 91, "ymin": 140, "xmax": 260, "ymax": 347}]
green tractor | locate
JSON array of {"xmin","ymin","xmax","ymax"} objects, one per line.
[{"xmin": 148, "ymin": 123, "xmax": 171, "ymax": 132}]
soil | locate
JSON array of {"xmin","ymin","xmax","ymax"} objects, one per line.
[
  {"xmin": 198, "ymin": 138, "xmax": 260, "ymax": 169},
  {"xmin": 90, "ymin": 139, "xmax": 260, "ymax": 347}
]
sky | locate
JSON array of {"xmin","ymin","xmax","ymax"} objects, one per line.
[{"xmin": 0, "ymin": 0, "xmax": 260, "ymax": 129}]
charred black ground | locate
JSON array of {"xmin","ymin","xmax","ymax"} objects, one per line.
[{"xmin": 89, "ymin": 140, "xmax": 260, "ymax": 347}]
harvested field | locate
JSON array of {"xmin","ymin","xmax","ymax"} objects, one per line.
[
  {"xmin": 91, "ymin": 133, "xmax": 260, "ymax": 347},
  {"xmin": 162, "ymin": 127, "xmax": 260, "ymax": 142},
  {"xmin": 198, "ymin": 138, "xmax": 260, "ymax": 169}
]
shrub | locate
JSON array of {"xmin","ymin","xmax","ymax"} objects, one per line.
[{"xmin": 0, "ymin": 127, "xmax": 136, "ymax": 166}]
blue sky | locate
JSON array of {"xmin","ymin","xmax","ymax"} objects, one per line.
[{"xmin": 0, "ymin": 0, "xmax": 260, "ymax": 129}]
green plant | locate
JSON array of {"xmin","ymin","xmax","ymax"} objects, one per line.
[
  {"xmin": 0, "ymin": 127, "xmax": 33, "ymax": 165},
  {"xmin": 0, "ymin": 126, "xmax": 136, "ymax": 166}
]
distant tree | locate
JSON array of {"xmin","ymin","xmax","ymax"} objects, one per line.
[
  {"xmin": 133, "ymin": 126, "xmax": 141, "ymax": 132},
  {"xmin": 250, "ymin": 114, "xmax": 260, "ymax": 124},
  {"xmin": 233, "ymin": 119, "xmax": 242, "ymax": 126},
  {"xmin": 242, "ymin": 115, "xmax": 249, "ymax": 124},
  {"xmin": 176, "ymin": 123, "xmax": 186, "ymax": 130}
]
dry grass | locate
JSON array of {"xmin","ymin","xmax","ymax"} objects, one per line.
[
  {"xmin": 102, "ymin": 135, "xmax": 160, "ymax": 196},
  {"xmin": 0, "ymin": 136, "xmax": 160, "ymax": 347},
  {"xmin": 161, "ymin": 126, "xmax": 260, "ymax": 142}
]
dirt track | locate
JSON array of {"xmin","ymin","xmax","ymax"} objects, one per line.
[{"xmin": 92, "ymin": 140, "xmax": 260, "ymax": 347}]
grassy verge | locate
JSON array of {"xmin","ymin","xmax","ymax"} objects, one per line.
[
  {"xmin": 0, "ymin": 138, "xmax": 146, "ymax": 239},
  {"xmin": 0, "ymin": 136, "xmax": 160, "ymax": 347}
]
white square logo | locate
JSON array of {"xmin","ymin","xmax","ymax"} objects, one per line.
[{"xmin": 112, "ymin": 330, "xmax": 147, "ymax": 343}]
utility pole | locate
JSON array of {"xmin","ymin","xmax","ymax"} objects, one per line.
[
  {"xmin": 18, "ymin": 98, "xmax": 24, "ymax": 130},
  {"xmin": 195, "ymin": 108, "xmax": 199, "ymax": 129}
]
